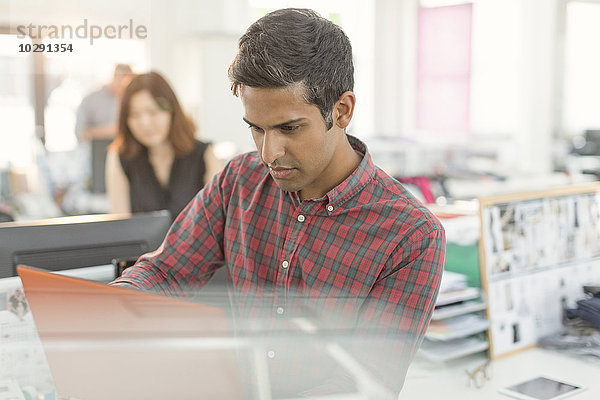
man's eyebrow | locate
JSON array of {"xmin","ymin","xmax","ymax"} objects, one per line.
[{"xmin": 243, "ymin": 117, "xmax": 306, "ymax": 129}]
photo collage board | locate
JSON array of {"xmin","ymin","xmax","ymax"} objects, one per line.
[{"xmin": 479, "ymin": 183, "xmax": 600, "ymax": 358}]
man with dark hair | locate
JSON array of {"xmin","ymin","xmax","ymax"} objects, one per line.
[
  {"xmin": 75, "ymin": 64, "xmax": 133, "ymax": 141},
  {"xmin": 229, "ymin": 8, "xmax": 354, "ymax": 131},
  {"xmin": 113, "ymin": 8, "xmax": 445, "ymax": 397},
  {"xmin": 75, "ymin": 63, "xmax": 133, "ymax": 192}
]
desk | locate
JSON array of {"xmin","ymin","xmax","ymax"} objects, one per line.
[{"xmin": 402, "ymin": 348, "xmax": 600, "ymax": 399}]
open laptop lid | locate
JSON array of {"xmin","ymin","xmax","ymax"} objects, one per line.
[{"xmin": 17, "ymin": 265, "xmax": 243, "ymax": 400}]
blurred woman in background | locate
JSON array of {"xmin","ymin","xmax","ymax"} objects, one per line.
[{"xmin": 106, "ymin": 71, "xmax": 221, "ymax": 220}]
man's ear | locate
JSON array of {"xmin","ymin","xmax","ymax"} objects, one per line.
[{"xmin": 333, "ymin": 91, "xmax": 356, "ymax": 130}]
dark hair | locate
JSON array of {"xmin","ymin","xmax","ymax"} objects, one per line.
[
  {"xmin": 111, "ymin": 71, "xmax": 196, "ymax": 159},
  {"xmin": 228, "ymin": 8, "xmax": 354, "ymax": 129}
]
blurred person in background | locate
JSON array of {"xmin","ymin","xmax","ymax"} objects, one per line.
[
  {"xmin": 75, "ymin": 64, "xmax": 133, "ymax": 141},
  {"xmin": 73, "ymin": 64, "xmax": 134, "ymax": 195},
  {"xmin": 105, "ymin": 71, "xmax": 221, "ymax": 220}
]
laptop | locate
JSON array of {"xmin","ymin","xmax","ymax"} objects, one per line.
[{"xmin": 17, "ymin": 265, "xmax": 244, "ymax": 400}]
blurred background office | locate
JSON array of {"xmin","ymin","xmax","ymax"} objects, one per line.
[
  {"xmin": 1, "ymin": 2, "xmax": 600, "ymax": 399},
  {"xmin": 1, "ymin": 0, "xmax": 600, "ymax": 221}
]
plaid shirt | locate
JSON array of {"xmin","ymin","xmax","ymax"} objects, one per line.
[{"xmin": 113, "ymin": 135, "xmax": 445, "ymax": 394}]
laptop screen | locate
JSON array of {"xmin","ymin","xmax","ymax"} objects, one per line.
[{"xmin": 18, "ymin": 265, "xmax": 243, "ymax": 400}]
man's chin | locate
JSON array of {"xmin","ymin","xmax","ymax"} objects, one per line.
[{"xmin": 272, "ymin": 179, "xmax": 302, "ymax": 194}]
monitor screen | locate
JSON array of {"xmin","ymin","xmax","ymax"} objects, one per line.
[{"xmin": 0, "ymin": 211, "xmax": 172, "ymax": 279}]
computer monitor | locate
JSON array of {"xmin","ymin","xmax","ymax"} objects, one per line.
[
  {"xmin": 574, "ymin": 129, "xmax": 600, "ymax": 156},
  {"xmin": 0, "ymin": 211, "xmax": 172, "ymax": 279}
]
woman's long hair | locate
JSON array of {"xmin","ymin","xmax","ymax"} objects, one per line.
[{"xmin": 110, "ymin": 71, "xmax": 196, "ymax": 159}]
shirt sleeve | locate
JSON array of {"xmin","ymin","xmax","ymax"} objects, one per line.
[
  {"xmin": 296, "ymin": 224, "xmax": 445, "ymax": 398},
  {"xmin": 110, "ymin": 161, "xmax": 232, "ymax": 296},
  {"xmin": 352, "ymin": 223, "xmax": 446, "ymax": 393}
]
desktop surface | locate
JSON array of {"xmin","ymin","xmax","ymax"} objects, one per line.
[{"xmin": 401, "ymin": 348, "xmax": 600, "ymax": 399}]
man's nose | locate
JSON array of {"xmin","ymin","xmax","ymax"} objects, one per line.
[{"xmin": 261, "ymin": 131, "xmax": 285, "ymax": 165}]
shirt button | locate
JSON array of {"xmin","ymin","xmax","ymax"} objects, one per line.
[
  {"xmin": 276, "ymin": 307, "xmax": 284, "ymax": 315},
  {"xmin": 267, "ymin": 350, "xmax": 276, "ymax": 359},
  {"xmin": 327, "ymin": 205, "xmax": 334, "ymax": 212},
  {"xmin": 282, "ymin": 260, "xmax": 289, "ymax": 269},
  {"xmin": 297, "ymin": 214, "xmax": 305, "ymax": 222}
]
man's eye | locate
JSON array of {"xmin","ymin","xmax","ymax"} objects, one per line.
[
  {"xmin": 248, "ymin": 125, "xmax": 263, "ymax": 133},
  {"xmin": 280, "ymin": 125, "xmax": 299, "ymax": 132}
]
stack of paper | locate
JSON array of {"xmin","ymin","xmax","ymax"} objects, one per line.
[
  {"xmin": 426, "ymin": 314, "xmax": 490, "ymax": 341},
  {"xmin": 432, "ymin": 299, "xmax": 487, "ymax": 320},
  {"xmin": 437, "ymin": 287, "xmax": 481, "ymax": 306},
  {"xmin": 420, "ymin": 336, "xmax": 489, "ymax": 361},
  {"xmin": 437, "ymin": 270, "xmax": 481, "ymax": 306},
  {"xmin": 421, "ymin": 270, "xmax": 489, "ymax": 361},
  {"xmin": 439, "ymin": 270, "xmax": 468, "ymax": 293}
]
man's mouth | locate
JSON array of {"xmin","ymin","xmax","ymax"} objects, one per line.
[{"xmin": 269, "ymin": 167, "xmax": 295, "ymax": 179}]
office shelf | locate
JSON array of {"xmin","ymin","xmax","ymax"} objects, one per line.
[
  {"xmin": 432, "ymin": 299, "xmax": 487, "ymax": 321},
  {"xmin": 422, "ymin": 269, "xmax": 490, "ymax": 361}
]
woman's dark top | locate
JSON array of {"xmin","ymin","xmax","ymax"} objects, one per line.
[{"xmin": 120, "ymin": 140, "xmax": 209, "ymax": 220}]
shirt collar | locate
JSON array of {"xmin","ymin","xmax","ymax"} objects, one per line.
[{"xmin": 288, "ymin": 134, "xmax": 376, "ymax": 208}]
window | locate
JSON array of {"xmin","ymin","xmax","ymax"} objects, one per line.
[
  {"xmin": 562, "ymin": 0, "xmax": 600, "ymax": 135},
  {"xmin": 0, "ymin": 34, "xmax": 35, "ymax": 169},
  {"xmin": 416, "ymin": 3, "xmax": 473, "ymax": 135}
]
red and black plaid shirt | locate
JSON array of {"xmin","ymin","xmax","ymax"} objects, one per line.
[{"xmin": 113, "ymin": 135, "xmax": 445, "ymax": 393}]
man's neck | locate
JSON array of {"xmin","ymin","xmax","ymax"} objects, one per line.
[
  {"xmin": 299, "ymin": 134, "xmax": 362, "ymax": 201},
  {"xmin": 340, "ymin": 134, "xmax": 363, "ymax": 178}
]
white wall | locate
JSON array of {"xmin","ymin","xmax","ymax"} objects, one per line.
[
  {"xmin": 470, "ymin": 0, "xmax": 558, "ymax": 173},
  {"xmin": 518, "ymin": 0, "xmax": 558, "ymax": 173},
  {"xmin": 373, "ymin": 0, "xmax": 419, "ymax": 137},
  {"xmin": 147, "ymin": 0, "xmax": 251, "ymax": 152}
]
